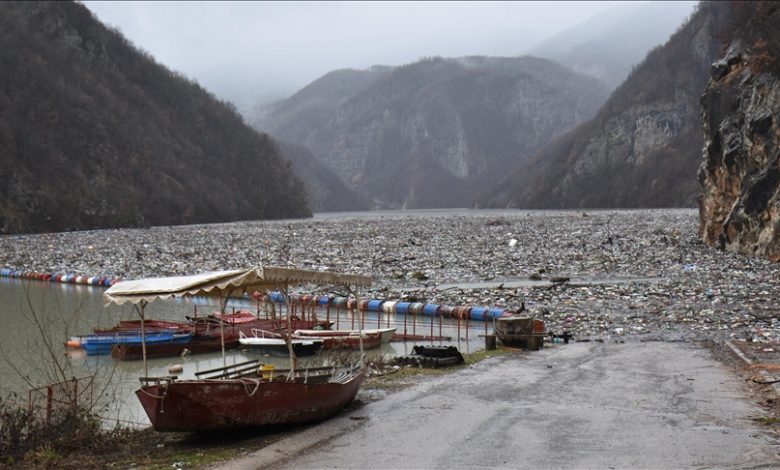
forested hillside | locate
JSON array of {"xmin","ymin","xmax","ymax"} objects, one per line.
[
  {"xmin": 479, "ymin": 2, "xmax": 730, "ymax": 210},
  {"xmin": 0, "ymin": 1, "xmax": 310, "ymax": 234}
]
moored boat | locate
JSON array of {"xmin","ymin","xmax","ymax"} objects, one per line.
[
  {"xmin": 103, "ymin": 267, "xmax": 372, "ymax": 431},
  {"xmin": 295, "ymin": 327, "xmax": 395, "ymax": 344},
  {"xmin": 136, "ymin": 361, "xmax": 366, "ymax": 432},
  {"xmin": 111, "ymin": 330, "xmax": 240, "ymax": 361},
  {"xmin": 73, "ymin": 331, "xmax": 193, "ymax": 356},
  {"xmin": 292, "ymin": 329, "xmax": 383, "ymax": 350},
  {"xmin": 239, "ymin": 329, "xmax": 323, "ymax": 356}
]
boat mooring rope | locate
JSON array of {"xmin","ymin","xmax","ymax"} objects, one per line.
[{"xmin": 239, "ymin": 378, "xmax": 262, "ymax": 397}]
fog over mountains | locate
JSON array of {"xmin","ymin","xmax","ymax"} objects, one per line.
[
  {"xmin": 531, "ymin": 1, "xmax": 697, "ymax": 89},
  {"xmin": 480, "ymin": 2, "xmax": 729, "ymax": 210}
]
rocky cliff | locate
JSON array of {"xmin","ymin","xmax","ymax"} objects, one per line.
[
  {"xmin": 0, "ymin": 2, "xmax": 310, "ymax": 234},
  {"xmin": 479, "ymin": 2, "xmax": 730, "ymax": 210},
  {"xmin": 276, "ymin": 141, "xmax": 369, "ymax": 212},
  {"xmin": 698, "ymin": 2, "xmax": 780, "ymax": 260},
  {"xmin": 261, "ymin": 56, "xmax": 609, "ymax": 209}
]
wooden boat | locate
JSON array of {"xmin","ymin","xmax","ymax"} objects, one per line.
[
  {"xmin": 95, "ymin": 319, "xmax": 193, "ymax": 335},
  {"xmin": 292, "ymin": 329, "xmax": 382, "ymax": 350},
  {"xmin": 494, "ymin": 316, "xmax": 546, "ymax": 350},
  {"xmin": 111, "ymin": 330, "xmax": 241, "ymax": 361},
  {"xmin": 239, "ymin": 329, "xmax": 323, "ymax": 356},
  {"xmin": 295, "ymin": 327, "xmax": 395, "ymax": 344},
  {"xmin": 135, "ymin": 360, "xmax": 366, "ymax": 432},
  {"xmin": 103, "ymin": 267, "xmax": 372, "ymax": 431},
  {"xmin": 73, "ymin": 331, "xmax": 193, "ymax": 356}
]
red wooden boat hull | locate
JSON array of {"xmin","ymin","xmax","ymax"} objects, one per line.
[{"xmin": 135, "ymin": 366, "xmax": 366, "ymax": 432}]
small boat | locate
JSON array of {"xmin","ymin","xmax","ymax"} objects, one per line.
[
  {"xmin": 136, "ymin": 360, "xmax": 366, "ymax": 432},
  {"xmin": 73, "ymin": 331, "xmax": 193, "ymax": 356},
  {"xmin": 94, "ymin": 319, "xmax": 193, "ymax": 335},
  {"xmin": 112, "ymin": 330, "xmax": 240, "ymax": 361},
  {"xmin": 292, "ymin": 329, "xmax": 382, "ymax": 350},
  {"xmin": 239, "ymin": 329, "xmax": 323, "ymax": 356},
  {"xmin": 295, "ymin": 327, "xmax": 395, "ymax": 344}
]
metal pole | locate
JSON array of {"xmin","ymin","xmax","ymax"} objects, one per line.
[{"xmin": 137, "ymin": 301, "xmax": 148, "ymax": 378}]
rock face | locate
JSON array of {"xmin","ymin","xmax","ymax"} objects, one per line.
[
  {"xmin": 260, "ymin": 57, "xmax": 609, "ymax": 209},
  {"xmin": 276, "ymin": 141, "xmax": 369, "ymax": 212},
  {"xmin": 479, "ymin": 3, "xmax": 730, "ymax": 210},
  {"xmin": 698, "ymin": 3, "xmax": 780, "ymax": 260},
  {"xmin": 0, "ymin": 2, "xmax": 310, "ymax": 235}
]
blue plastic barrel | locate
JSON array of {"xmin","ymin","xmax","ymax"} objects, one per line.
[
  {"xmin": 366, "ymin": 300, "xmax": 384, "ymax": 311},
  {"xmin": 333, "ymin": 296, "xmax": 348, "ymax": 306},
  {"xmin": 423, "ymin": 304, "xmax": 440, "ymax": 316},
  {"xmin": 395, "ymin": 302, "xmax": 411, "ymax": 314},
  {"xmin": 470, "ymin": 306, "xmax": 489, "ymax": 321},
  {"xmin": 270, "ymin": 291, "xmax": 285, "ymax": 303},
  {"xmin": 318, "ymin": 295, "xmax": 331, "ymax": 305},
  {"xmin": 487, "ymin": 307, "xmax": 508, "ymax": 319}
]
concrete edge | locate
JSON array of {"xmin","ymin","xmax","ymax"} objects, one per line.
[
  {"xmin": 725, "ymin": 340, "xmax": 780, "ymax": 395},
  {"xmin": 208, "ymin": 406, "xmax": 369, "ymax": 470}
]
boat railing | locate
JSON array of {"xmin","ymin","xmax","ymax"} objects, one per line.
[{"xmin": 139, "ymin": 375, "xmax": 178, "ymax": 385}]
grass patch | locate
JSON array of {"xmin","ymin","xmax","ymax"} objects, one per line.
[
  {"xmin": 364, "ymin": 346, "xmax": 518, "ymax": 392},
  {"xmin": 753, "ymin": 416, "xmax": 780, "ymax": 426}
]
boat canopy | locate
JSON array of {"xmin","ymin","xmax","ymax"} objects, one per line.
[{"xmin": 103, "ymin": 267, "xmax": 372, "ymax": 306}]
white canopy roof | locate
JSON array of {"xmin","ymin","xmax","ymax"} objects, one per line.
[{"xmin": 103, "ymin": 267, "xmax": 371, "ymax": 306}]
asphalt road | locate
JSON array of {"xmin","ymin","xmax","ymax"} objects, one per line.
[{"xmin": 219, "ymin": 341, "xmax": 780, "ymax": 469}]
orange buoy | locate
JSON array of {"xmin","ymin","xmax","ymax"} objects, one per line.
[{"xmin": 65, "ymin": 339, "xmax": 82, "ymax": 349}]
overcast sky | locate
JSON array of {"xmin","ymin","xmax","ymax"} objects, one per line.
[{"xmin": 82, "ymin": 1, "xmax": 670, "ymax": 110}]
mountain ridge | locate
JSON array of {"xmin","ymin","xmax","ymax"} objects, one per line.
[{"xmin": 0, "ymin": 1, "xmax": 310, "ymax": 235}]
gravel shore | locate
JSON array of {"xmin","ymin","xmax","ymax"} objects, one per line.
[{"xmin": 2, "ymin": 208, "xmax": 779, "ymax": 343}]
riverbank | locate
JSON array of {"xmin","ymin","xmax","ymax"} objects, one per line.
[{"xmin": 2, "ymin": 209, "xmax": 779, "ymax": 343}]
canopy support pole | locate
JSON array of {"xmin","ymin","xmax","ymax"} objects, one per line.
[
  {"xmin": 218, "ymin": 290, "xmax": 234, "ymax": 370},
  {"xmin": 134, "ymin": 300, "xmax": 148, "ymax": 378}
]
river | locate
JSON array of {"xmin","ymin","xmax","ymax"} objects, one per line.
[{"xmin": 0, "ymin": 275, "xmax": 487, "ymax": 427}]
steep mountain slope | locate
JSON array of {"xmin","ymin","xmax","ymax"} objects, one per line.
[
  {"xmin": 699, "ymin": 2, "xmax": 780, "ymax": 260},
  {"xmin": 531, "ymin": 1, "xmax": 697, "ymax": 89},
  {"xmin": 262, "ymin": 56, "xmax": 609, "ymax": 209},
  {"xmin": 480, "ymin": 2, "xmax": 730, "ymax": 210},
  {"xmin": 0, "ymin": 1, "xmax": 310, "ymax": 235},
  {"xmin": 276, "ymin": 141, "xmax": 369, "ymax": 212}
]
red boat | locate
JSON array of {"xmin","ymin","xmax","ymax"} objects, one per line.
[
  {"xmin": 136, "ymin": 361, "xmax": 366, "ymax": 432},
  {"xmin": 95, "ymin": 319, "xmax": 193, "ymax": 335}
]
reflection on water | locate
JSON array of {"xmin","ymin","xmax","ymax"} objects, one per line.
[{"xmin": 0, "ymin": 278, "xmax": 486, "ymax": 427}]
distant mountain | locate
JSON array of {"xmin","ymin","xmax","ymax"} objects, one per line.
[
  {"xmin": 260, "ymin": 56, "xmax": 609, "ymax": 209},
  {"xmin": 479, "ymin": 2, "xmax": 730, "ymax": 210},
  {"xmin": 0, "ymin": 1, "xmax": 310, "ymax": 235},
  {"xmin": 531, "ymin": 1, "xmax": 697, "ymax": 89},
  {"xmin": 276, "ymin": 141, "xmax": 369, "ymax": 212}
]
